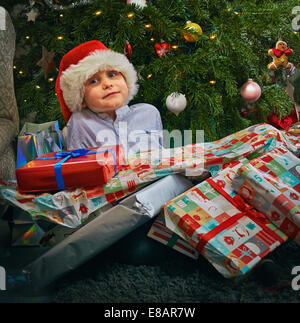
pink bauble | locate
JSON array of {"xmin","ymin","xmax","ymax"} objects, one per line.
[{"xmin": 240, "ymin": 79, "xmax": 261, "ymax": 103}]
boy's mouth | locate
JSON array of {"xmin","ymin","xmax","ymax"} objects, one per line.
[{"xmin": 103, "ymin": 92, "xmax": 119, "ymax": 99}]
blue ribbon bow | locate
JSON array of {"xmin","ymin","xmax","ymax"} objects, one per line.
[
  {"xmin": 36, "ymin": 148, "xmax": 117, "ymax": 190},
  {"xmin": 54, "ymin": 148, "xmax": 90, "ymax": 160}
]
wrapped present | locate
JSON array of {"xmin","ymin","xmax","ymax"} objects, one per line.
[
  {"xmin": 1, "ymin": 123, "xmax": 300, "ymax": 227},
  {"xmin": 202, "ymin": 123, "xmax": 299, "ymax": 174},
  {"xmin": 288, "ymin": 122, "xmax": 300, "ymax": 136},
  {"xmin": 39, "ymin": 202, "xmax": 115, "ymax": 247},
  {"xmin": 16, "ymin": 120, "xmax": 66, "ymax": 169},
  {"xmin": 267, "ymin": 104, "xmax": 299, "ymax": 131},
  {"xmin": 147, "ymin": 216, "xmax": 199, "ymax": 260},
  {"xmin": 12, "ymin": 223, "xmax": 46, "ymax": 247},
  {"xmin": 16, "ymin": 146, "xmax": 125, "ymax": 193},
  {"xmin": 23, "ymin": 174, "xmax": 194, "ymax": 289},
  {"xmin": 232, "ymin": 146, "xmax": 300, "ymax": 245},
  {"xmin": 10, "ymin": 208, "xmax": 46, "ymax": 247},
  {"xmin": 163, "ymin": 163, "xmax": 288, "ymax": 280}
]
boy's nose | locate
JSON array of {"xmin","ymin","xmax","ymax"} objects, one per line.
[{"xmin": 102, "ymin": 77, "xmax": 113, "ymax": 89}]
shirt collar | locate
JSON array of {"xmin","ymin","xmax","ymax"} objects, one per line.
[
  {"xmin": 97, "ymin": 105, "xmax": 131, "ymax": 120},
  {"xmin": 116, "ymin": 105, "xmax": 131, "ymax": 119}
]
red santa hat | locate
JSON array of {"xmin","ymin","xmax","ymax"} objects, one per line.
[{"xmin": 56, "ymin": 40, "xmax": 139, "ymax": 123}]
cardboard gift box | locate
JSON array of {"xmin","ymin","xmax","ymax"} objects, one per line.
[
  {"xmin": 232, "ymin": 146, "xmax": 300, "ymax": 245},
  {"xmin": 16, "ymin": 145, "xmax": 126, "ymax": 193},
  {"xmin": 163, "ymin": 164, "xmax": 288, "ymax": 280}
]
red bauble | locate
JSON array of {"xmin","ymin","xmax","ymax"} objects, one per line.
[
  {"xmin": 240, "ymin": 109, "xmax": 248, "ymax": 117},
  {"xmin": 124, "ymin": 41, "xmax": 132, "ymax": 59},
  {"xmin": 240, "ymin": 79, "xmax": 261, "ymax": 103},
  {"xmin": 154, "ymin": 42, "xmax": 170, "ymax": 57}
]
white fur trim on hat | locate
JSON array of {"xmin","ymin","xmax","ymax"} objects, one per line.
[{"xmin": 60, "ymin": 49, "xmax": 139, "ymax": 113}]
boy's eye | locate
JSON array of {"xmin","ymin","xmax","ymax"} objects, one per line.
[
  {"xmin": 108, "ymin": 72, "xmax": 116, "ymax": 78},
  {"xmin": 88, "ymin": 78, "xmax": 98, "ymax": 84}
]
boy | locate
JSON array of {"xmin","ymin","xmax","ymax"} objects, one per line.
[{"xmin": 56, "ymin": 40, "xmax": 163, "ymax": 156}]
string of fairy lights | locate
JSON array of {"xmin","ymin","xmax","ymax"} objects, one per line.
[
  {"xmin": 15, "ymin": 8, "xmax": 221, "ymax": 94},
  {"xmin": 14, "ymin": 2, "xmax": 298, "ymax": 104}
]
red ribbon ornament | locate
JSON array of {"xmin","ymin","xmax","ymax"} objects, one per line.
[
  {"xmin": 154, "ymin": 42, "xmax": 170, "ymax": 57},
  {"xmin": 124, "ymin": 41, "xmax": 132, "ymax": 60}
]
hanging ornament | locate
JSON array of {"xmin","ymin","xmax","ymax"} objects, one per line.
[
  {"xmin": 240, "ymin": 79, "xmax": 261, "ymax": 103},
  {"xmin": 183, "ymin": 21, "xmax": 202, "ymax": 42},
  {"xmin": 44, "ymin": 0, "xmax": 93, "ymax": 10},
  {"xmin": 124, "ymin": 41, "xmax": 132, "ymax": 60},
  {"xmin": 267, "ymin": 40, "xmax": 293, "ymax": 71},
  {"xmin": 154, "ymin": 42, "xmax": 170, "ymax": 57},
  {"xmin": 29, "ymin": 0, "xmax": 45, "ymax": 6},
  {"xmin": 240, "ymin": 108, "xmax": 248, "ymax": 117},
  {"xmin": 166, "ymin": 92, "xmax": 187, "ymax": 116},
  {"xmin": 36, "ymin": 46, "xmax": 57, "ymax": 79},
  {"xmin": 127, "ymin": 0, "xmax": 147, "ymax": 8},
  {"xmin": 26, "ymin": 8, "xmax": 38, "ymax": 22}
]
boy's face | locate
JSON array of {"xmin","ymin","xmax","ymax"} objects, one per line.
[{"xmin": 82, "ymin": 70, "xmax": 129, "ymax": 118}]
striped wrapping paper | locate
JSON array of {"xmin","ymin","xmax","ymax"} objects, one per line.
[{"xmin": 147, "ymin": 216, "xmax": 199, "ymax": 260}]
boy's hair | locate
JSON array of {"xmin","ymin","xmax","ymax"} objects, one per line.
[{"xmin": 56, "ymin": 40, "xmax": 139, "ymax": 123}]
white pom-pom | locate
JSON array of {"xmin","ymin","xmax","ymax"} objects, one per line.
[
  {"xmin": 166, "ymin": 92, "xmax": 187, "ymax": 116},
  {"xmin": 127, "ymin": 0, "xmax": 147, "ymax": 9}
]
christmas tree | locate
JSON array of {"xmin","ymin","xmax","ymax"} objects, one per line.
[{"xmin": 2, "ymin": 0, "xmax": 300, "ymax": 143}]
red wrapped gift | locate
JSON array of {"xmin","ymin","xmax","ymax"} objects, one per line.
[
  {"xmin": 16, "ymin": 145, "xmax": 126, "ymax": 193},
  {"xmin": 267, "ymin": 104, "xmax": 299, "ymax": 131}
]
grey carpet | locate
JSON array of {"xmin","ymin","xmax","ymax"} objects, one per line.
[
  {"xmin": 1, "ymin": 212, "xmax": 300, "ymax": 303},
  {"xmin": 53, "ymin": 222, "xmax": 300, "ymax": 303}
]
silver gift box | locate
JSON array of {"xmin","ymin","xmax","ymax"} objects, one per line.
[{"xmin": 24, "ymin": 174, "xmax": 194, "ymax": 289}]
